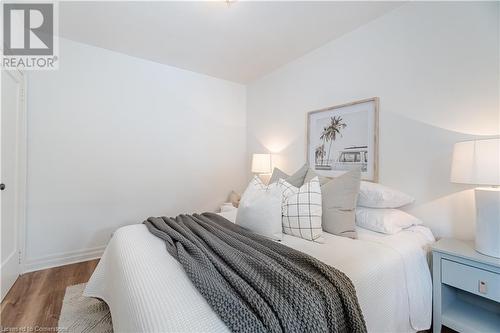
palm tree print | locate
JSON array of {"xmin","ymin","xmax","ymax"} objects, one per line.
[
  {"xmin": 319, "ymin": 116, "xmax": 347, "ymax": 166},
  {"xmin": 315, "ymin": 144, "xmax": 326, "ymax": 165}
]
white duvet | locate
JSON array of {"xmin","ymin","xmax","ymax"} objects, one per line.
[{"xmin": 85, "ymin": 210, "xmax": 434, "ymax": 333}]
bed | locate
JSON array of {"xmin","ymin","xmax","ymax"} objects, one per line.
[{"xmin": 84, "ymin": 209, "xmax": 434, "ymax": 333}]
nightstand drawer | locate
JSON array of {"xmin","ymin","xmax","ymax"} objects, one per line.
[{"xmin": 442, "ymin": 259, "xmax": 500, "ymax": 302}]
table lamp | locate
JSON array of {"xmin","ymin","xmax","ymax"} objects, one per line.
[
  {"xmin": 451, "ymin": 138, "xmax": 500, "ymax": 258},
  {"xmin": 251, "ymin": 153, "xmax": 271, "ymax": 182}
]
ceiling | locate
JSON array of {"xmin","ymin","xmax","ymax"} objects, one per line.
[{"xmin": 60, "ymin": 1, "xmax": 401, "ymax": 84}]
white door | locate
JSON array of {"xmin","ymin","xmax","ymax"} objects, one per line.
[{"xmin": 1, "ymin": 69, "xmax": 26, "ymax": 301}]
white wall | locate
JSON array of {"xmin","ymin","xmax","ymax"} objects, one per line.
[
  {"xmin": 23, "ymin": 2, "xmax": 499, "ymax": 269},
  {"xmin": 26, "ymin": 38, "xmax": 246, "ymax": 270},
  {"xmin": 247, "ymin": 2, "xmax": 499, "ymax": 240}
]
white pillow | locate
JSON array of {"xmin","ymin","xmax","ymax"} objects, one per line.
[
  {"xmin": 355, "ymin": 207, "xmax": 422, "ymax": 234},
  {"xmin": 358, "ymin": 181, "xmax": 414, "ymax": 208},
  {"xmin": 279, "ymin": 177, "xmax": 323, "ymax": 241},
  {"xmin": 236, "ymin": 176, "xmax": 282, "ymax": 240}
]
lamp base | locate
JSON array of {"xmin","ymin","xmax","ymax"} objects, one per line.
[{"xmin": 474, "ymin": 188, "xmax": 500, "ymax": 258}]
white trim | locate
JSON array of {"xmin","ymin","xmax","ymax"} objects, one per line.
[
  {"xmin": 23, "ymin": 246, "xmax": 105, "ymax": 273},
  {"xmin": 16, "ymin": 70, "xmax": 27, "ymax": 273},
  {"xmin": 1, "ymin": 69, "xmax": 27, "ymax": 300},
  {"xmin": 4, "ymin": 69, "xmax": 27, "ymax": 270}
]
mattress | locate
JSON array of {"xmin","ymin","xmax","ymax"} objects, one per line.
[{"xmin": 84, "ymin": 211, "xmax": 434, "ymax": 333}]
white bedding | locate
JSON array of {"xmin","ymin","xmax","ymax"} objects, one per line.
[{"xmin": 85, "ymin": 210, "xmax": 434, "ymax": 333}]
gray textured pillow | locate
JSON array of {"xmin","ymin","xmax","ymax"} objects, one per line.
[
  {"xmin": 304, "ymin": 168, "xmax": 332, "ymax": 186},
  {"xmin": 269, "ymin": 164, "xmax": 309, "ymax": 187},
  {"xmin": 268, "ymin": 167, "xmax": 289, "ymax": 185},
  {"xmin": 319, "ymin": 168, "xmax": 361, "ymax": 239}
]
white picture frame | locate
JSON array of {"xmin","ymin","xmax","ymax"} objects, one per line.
[{"xmin": 307, "ymin": 97, "xmax": 379, "ymax": 182}]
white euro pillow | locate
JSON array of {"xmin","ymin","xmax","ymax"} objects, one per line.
[
  {"xmin": 235, "ymin": 176, "xmax": 283, "ymax": 240},
  {"xmin": 355, "ymin": 207, "xmax": 422, "ymax": 234},
  {"xmin": 358, "ymin": 181, "xmax": 414, "ymax": 208}
]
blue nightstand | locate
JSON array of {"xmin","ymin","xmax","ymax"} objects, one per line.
[{"xmin": 432, "ymin": 239, "xmax": 500, "ymax": 333}]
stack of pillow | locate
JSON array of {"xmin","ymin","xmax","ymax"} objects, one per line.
[
  {"xmin": 355, "ymin": 181, "xmax": 420, "ymax": 234},
  {"xmin": 235, "ymin": 164, "xmax": 361, "ymax": 242},
  {"xmin": 233, "ymin": 163, "xmax": 421, "ymax": 242}
]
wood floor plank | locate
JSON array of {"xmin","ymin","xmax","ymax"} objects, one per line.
[{"xmin": 1, "ymin": 259, "xmax": 99, "ymax": 330}]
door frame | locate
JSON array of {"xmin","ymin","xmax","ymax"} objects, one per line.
[{"xmin": 1, "ymin": 68, "xmax": 27, "ymax": 278}]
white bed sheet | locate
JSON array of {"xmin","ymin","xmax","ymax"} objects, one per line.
[{"xmin": 85, "ymin": 211, "xmax": 434, "ymax": 333}]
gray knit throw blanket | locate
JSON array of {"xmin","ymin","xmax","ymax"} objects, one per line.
[{"xmin": 144, "ymin": 212, "xmax": 367, "ymax": 333}]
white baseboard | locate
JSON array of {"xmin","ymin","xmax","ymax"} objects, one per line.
[{"xmin": 23, "ymin": 246, "xmax": 106, "ymax": 273}]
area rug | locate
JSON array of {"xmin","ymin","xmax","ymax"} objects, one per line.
[{"xmin": 58, "ymin": 283, "xmax": 113, "ymax": 333}]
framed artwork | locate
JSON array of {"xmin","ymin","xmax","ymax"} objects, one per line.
[{"xmin": 307, "ymin": 97, "xmax": 379, "ymax": 182}]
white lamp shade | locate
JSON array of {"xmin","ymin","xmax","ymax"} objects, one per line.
[
  {"xmin": 251, "ymin": 154, "xmax": 271, "ymax": 174},
  {"xmin": 450, "ymin": 138, "xmax": 500, "ymax": 186}
]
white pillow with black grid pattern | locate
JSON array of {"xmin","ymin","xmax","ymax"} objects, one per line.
[{"xmin": 278, "ymin": 176, "xmax": 323, "ymax": 241}]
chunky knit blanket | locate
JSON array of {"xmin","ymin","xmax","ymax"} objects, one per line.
[{"xmin": 144, "ymin": 212, "xmax": 366, "ymax": 333}]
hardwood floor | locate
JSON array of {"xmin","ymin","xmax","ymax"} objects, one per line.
[{"xmin": 1, "ymin": 260, "xmax": 99, "ymax": 331}]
